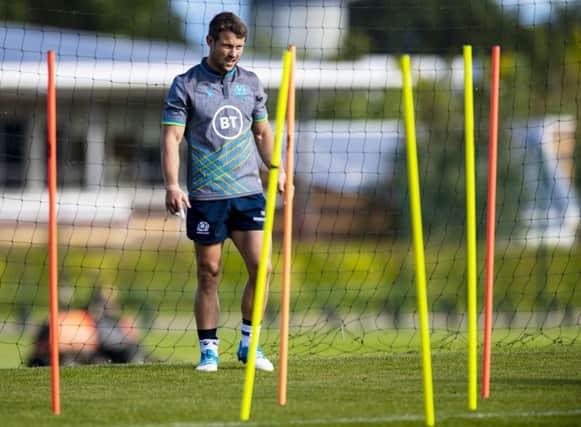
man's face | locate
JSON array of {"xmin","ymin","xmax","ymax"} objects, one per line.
[{"xmin": 206, "ymin": 31, "xmax": 245, "ymax": 75}]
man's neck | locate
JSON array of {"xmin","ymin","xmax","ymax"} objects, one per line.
[{"xmin": 203, "ymin": 58, "xmax": 227, "ymax": 76}]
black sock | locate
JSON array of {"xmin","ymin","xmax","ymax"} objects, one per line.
[{"xmin": 197, "ymin": 328, "xmax": 218, "ymax": 341}]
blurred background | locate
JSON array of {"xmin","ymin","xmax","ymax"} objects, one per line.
[{"xmin": 0, "ymin": 0, "xmax": 580, "ymax": 367}]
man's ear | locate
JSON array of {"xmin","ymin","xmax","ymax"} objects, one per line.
[{"xmin": 206, "ymin": 35, "xmax": 214, "ymax": 48}]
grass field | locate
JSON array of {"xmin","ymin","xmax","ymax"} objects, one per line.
[
  {"xmin": 1, "ymin": 239, "xmax": 579, "ymax": 426},
  {"xmin": 1, "ymin": 347, "xmax": 580, "ymax": 427}
]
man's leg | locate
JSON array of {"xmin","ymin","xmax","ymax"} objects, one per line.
[
  {"xmin": 194, "ymin": 242, "xmax": 222, "ymax": 371},
  {"xmin": 230, "ymin": 229, "xmax": 274, "ymax": 372}
]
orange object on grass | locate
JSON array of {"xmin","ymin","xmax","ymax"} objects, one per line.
[{"xmin": 56, "ymin": 310, "xmax": 99, "ymax": 353}]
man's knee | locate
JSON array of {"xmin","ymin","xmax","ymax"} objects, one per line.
[
  {"xmin": 197, "ymin": 258, "xmax": 221, "ymax": 287},
  {"xmin": 247, "ymin": 259, "xmax": 272, "ymax": 283}
]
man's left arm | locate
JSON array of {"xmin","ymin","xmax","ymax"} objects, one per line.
[{"xmin": 252, "ymin": 119, "xmax": 286, "ymax": 193}]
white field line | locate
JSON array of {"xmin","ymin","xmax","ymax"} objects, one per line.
[{"xmin": 132, "ymin": 408, "xmax": 581, "ymax": 427}]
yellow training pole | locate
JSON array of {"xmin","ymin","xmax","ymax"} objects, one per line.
[
  {"xmin": 463, "ymin": 45, "xmax": 478, "ymax": 411},
  {"xmin": 400, "ymin": 55, "xmax": 435, "ymax": 427},
  {"xmin": 240, "ymin": 49, "xmax": 292, "ymax": 421}
]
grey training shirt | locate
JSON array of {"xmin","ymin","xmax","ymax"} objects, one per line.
[{"xmin": 162, "ymin": 59, "xmax": 268, "ymax": 200}]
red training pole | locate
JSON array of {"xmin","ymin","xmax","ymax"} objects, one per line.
[
  {"xmin": 47, "ymin": 50, "xmax": 61, "ymax": 415},
  {"xmin": 482, "ymin": 45, "xmax": 500, "ymax": 399}
]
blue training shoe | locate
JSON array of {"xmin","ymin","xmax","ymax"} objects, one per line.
[
  {"xmin": 196, "ymin": 348, "xmax": 219, "ymax": 372},
  {"xmin": 237, "ymin": 342, "xmax": 274, "ymax": 372}
]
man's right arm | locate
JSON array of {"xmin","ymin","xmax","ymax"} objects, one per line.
[{"xmin": 162, "ymin": 125, "xmax": 191, "ymax": 215}]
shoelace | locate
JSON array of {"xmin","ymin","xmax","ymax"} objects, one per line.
[{"xmin": 201, "ymin": 350, "xmax": 217, "ymax": 360}]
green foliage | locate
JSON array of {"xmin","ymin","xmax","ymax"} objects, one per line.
[
  {"xmin": 0, "ymin": 0, "xmax": 185, "ymax": 42},
  {"xmin": 347, "ymin": 0, "xmax": 520, "ymax": 56},
  {"xmin": 346, "ymin": 0, "xmax": 581, "ymax": 66},
  {"xmin": 334, "ymin": 30, "xmax": 371, "ymax": 60},
  {"xmin": 386, "ymin": 76, "xmax": 525, "ymax": 244},
  {"xmin": 314, "ymin": 89, "xmax": 402, "ymax": 120},
  {"xmin": 318, "ymin": 4, "xmax": 581, "ymax": 203},
  {"xmin": 1, "ymin": 240, "xmax": 580, "ymax": 325}
]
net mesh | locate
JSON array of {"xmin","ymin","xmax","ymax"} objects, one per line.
[{"xmin": 0, "ymin": 0, "xmax": 580, "ymax": 367}]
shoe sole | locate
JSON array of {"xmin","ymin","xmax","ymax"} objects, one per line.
[
  {"xmin": 237, "ymin": 346, "xmax": 274, "ymax": 372},
  {"xmin": 256, "ymin": 363, "xmax": 274, "ymax": 372},
  {"xmin": 238, "ymin": 358, "xmax": 274, "ymax": 372},
  {"xmin": 196, "ymin": 364, "xmax": 218, "ymax": 372}
]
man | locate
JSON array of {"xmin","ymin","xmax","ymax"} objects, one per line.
[{"xmin": 161, "ymin": 11, "xmax": 284, "ymax": 372}]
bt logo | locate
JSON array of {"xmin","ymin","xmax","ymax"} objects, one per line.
[{"xmin": 212, "ymin": 105, "xmax": 243, "ymax": 140}]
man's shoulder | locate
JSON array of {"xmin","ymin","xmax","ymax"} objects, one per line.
[
  {"xmin": 174, "ymin": 63, "xmax": 202, "ymax": 81},
  {"xmin": 235, "ymin": 65, "xmax": 261, "ymax": 83}
]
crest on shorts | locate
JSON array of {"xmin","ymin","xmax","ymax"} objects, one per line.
[{"xmin": 196, "ymin": 221, "xmax": 210, "ymax": 234}]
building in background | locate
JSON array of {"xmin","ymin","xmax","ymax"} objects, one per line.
[
  {"xmin": 170, "ymin": 0, "xmax": 252, "ymax": 49},
  {"xmin": 170, "ymin": 0, "xmax": 348, "ymax": 58},
  {"xmin": 514, "ymin": 116, "xmax": 580, "ymax": 247},
  {"xmin": 0, "ymin": 7, "xmax": 578, "ymax": 246},
  {"xmin": 251, "ymin": 0, "xmax": 348, "ymax": 58},
  {"xmin": 0, "ymin": 20, "xmax": 406, "ymax": 242}
]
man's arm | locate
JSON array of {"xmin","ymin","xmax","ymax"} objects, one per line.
[
  {"xmin": 162, "ymin": 125, "xmax": 191, "ymax": 214},
  {"xmin": 252, "ymin": 120, "xmax": 286, "ymax": 193}
]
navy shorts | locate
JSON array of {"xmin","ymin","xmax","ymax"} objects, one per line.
[{"xmin": 186, "ymin": 194, "xmax": 266, "ymax": 244}]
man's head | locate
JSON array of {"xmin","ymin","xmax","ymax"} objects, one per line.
[
  {"xmin": 206, "ymin": 12, "xmax": 248, "ymax": 75},
  {"xmin": 208, "ymin": 12, "xmax": 248, "ymax": 41}
]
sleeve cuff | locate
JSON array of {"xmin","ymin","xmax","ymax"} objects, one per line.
[{"xmin": 161, "ymin": 120, "xmax": 186, "ymax": 127}]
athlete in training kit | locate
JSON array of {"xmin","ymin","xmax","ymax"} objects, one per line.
[{"xmin": 161, "ymin": 11, "xmax": 284, "ymax": 372}]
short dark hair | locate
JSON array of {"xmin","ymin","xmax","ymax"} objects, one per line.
[{"xmin": 208, "ymin": 12, "xmax": 248, "ymax": 40}]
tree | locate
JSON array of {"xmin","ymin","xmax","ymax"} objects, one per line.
[
  {"xmin": 383, "ymin": 77, "xmax": 525, "ymax": 242},
  {"xmin": 0, "ymin": 0, "xmax": 185, "ymax": 42},
  {"xmin": 345, "ymin": 0, "xmax": 581, "ymax": 199},
  {"xmin": 347, "ymin": 0, "xmax": 520, "ymax": 56}
]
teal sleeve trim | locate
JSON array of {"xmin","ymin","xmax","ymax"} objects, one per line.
[
  {"xmin": 254, "ymin": 115, "xmax": 268, "ymax": 123},
  {"xmin": 161, "ymin": 121, "xmax": 186, "ymax": 127}
]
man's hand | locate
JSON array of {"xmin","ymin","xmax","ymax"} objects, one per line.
[
  {"xmin": 278, "ymin": 168, "xmax": 295, "ymax": 200},
  {"xmin": 277, "ymin": 168, "xmax": 286, "ymax": 193},
  {"xmin": 278, "ymin": 168, "xmax": 292, "ymax": 194},
  {"xmin": 165, "ymin": 185, "xmax": 191, "ymax": 216}
]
